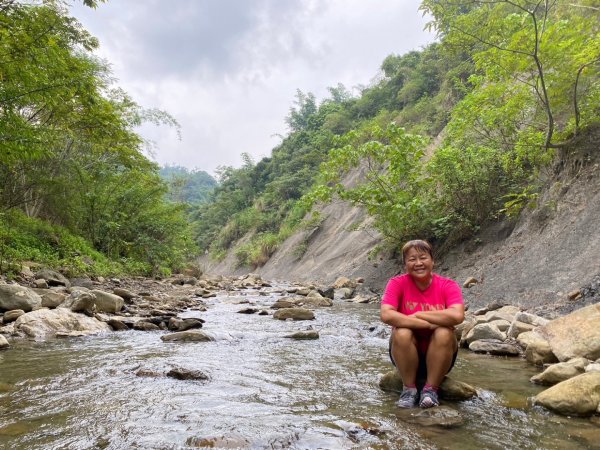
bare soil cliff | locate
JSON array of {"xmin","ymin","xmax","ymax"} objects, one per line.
[{"xmin": 201, "ymin": 128, "xmax": 599, "ymax": 315}]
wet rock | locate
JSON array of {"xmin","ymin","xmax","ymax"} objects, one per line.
[
  {"xmin": 168, "ymin": 317, "xmax": 204, "ymax": 332},
  {"xmin": 318, "ymin": 286, "xmax": 335, "ymax": 299},
  {"xmin": 107, "ymin": 319, "xmax": 130, "ymax": 331},
  {"xmin": 237, "ymin": 307, "xmax": 258, "ymax": 314},
  {"xmin": 14, "ymin": 308, "xmax": 110, "ymax": 340},
  {"xmin": 0, "ymin": 335, "xmax": 9, "ymax": 349},
  {"xmin": 135, "ymin": 368, "xmax": 162, "ymax": 377},
  {"xmin": 2, "ymin": 309, "xmax": 25, "ymax": 323},
  {"xmin": 166, "ymin": 367, "xmax": 210, "ymax": 381},
  {"xmin": 523, "ymin": 332, "xmax": 558, "ymax": 366},
  {"xmin": 0, "ymin": 285, "xmax": 42, "ymax": 312},
  {"xmin": 133, "ymin": 321, "xmax": 160, "ymax": 331},
  {"xmin": 258, "ymin": 310, "xmax": 269, "ymax": 316},
  {"xmin": 533, "ymin": 372, "xmax": 600, "ymax": 416},
  {"xmin": 34, "ymin": 269, "xmax": 70, "ymax": 287},
  {"xmin": 161, "ymin": 330, "xmax": 215, "ymax": 342},
  {"xmin": 469, "ymin": 339, "xmax": 520, "ymax": 356},
  {"xmin": 540, "ymin": 303, "xmax": 600, "ymax": 362},
  {"xmin": 396, "ymin": 405, "xmax": 464, "ymax": 428},
  {"xmin": 273, "ymin": 308, "xmax": 315, "ymax": 321},
  {"xmin": 530, "ymin": 357, "xmax": 589, "ymax": 385},
  {"xmin": 299, "ymin": 296, "xmax": 333, "ymax": 307},
  {"xmin": 284, "ymin": 330, "xmax": 319, "ymax": 340},
  {"xmin": 271, "ymin": 299, "xmax": 297, "ymax": 309}
]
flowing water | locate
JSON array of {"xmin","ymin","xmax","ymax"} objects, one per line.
[{"xmin": 0, "ymin": 285, "xmax": 598, "ymax": 449}]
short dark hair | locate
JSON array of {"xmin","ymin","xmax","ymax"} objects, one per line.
[{"xmin": 401, "ymin": 239, "xmax": 433, "ymax": 264}]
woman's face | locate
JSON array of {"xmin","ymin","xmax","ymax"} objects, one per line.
[{"xmin": 404, "ymin": 247, "xmax": 434, "ymax": 282}]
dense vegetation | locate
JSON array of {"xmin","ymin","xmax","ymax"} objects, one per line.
[
  {"xmin": 159, "ymin": 166, "xmax": 216, "ymax": 205},
  {"xmin": 194, "ymin": 0, "xmax": 599, "ymax": 266},
  {"xmin": 0, "ymin": 0, "xmax": 195, "ymax": 277}
]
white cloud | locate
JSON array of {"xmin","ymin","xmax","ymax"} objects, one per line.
[{"xmin": 70, "ymin": 0, "xmax": 434, "ymax": 175}]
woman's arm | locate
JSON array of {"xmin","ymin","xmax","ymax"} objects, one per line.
[
  {"xmin": 413, "ymin": 304, "xmax": 465, "ymax": 327},
  {"xmin": 380, "ymin": 304, "xmax": 437, "ymax": 330}
]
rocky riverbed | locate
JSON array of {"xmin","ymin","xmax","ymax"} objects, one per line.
[{"xmin": 1, "ymin": 268, "xmax": 599, "ymax": 448}]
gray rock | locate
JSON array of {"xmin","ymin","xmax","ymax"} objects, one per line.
[
  {"xmin": 585, "ymin": 363, "xmax": 600, "ymax": 373},
  {"xmin": 33, "ymin": 279, "xmax": 48, "ymax": 289},
  {"xmin": 70, "ymin": 278, "xmax": 94, "ymax": 289},
  {"xmin": 273, "ymin": 308, "xmax": 315, "ymax": 321},
  {"xmin": 0, "ymin": 285, "xmax": 42, "ymax": 312},
  {"xmin": 34, "ymin": 269, "xmax": 71, "ymax": 287},
  {"xmin": 161, "ymin": 330, "xmax": 215, "ymax": 342},
  {"xmin": 464, "ymin": 323, "xmax": 506, "ymax": 344},
  {"xmin": 514, "ymin": 311, "xmax": 549, "ymax": 327},
  {"xmin": 237, "ymin": 307, "xmax": 258, "ymax": 314},
  {"xmin": 39, "ymin": 291, "xmax": 66, "ymax": 309},
  {"xmin": 484, "ymin": 305, "xmax": 520, "ymax": 323},
  {"xmin": 0, "ymin": 335, "xmax": 9, "ymax": 349},
  {"xmin": 533, "ymin": 372, "xmax": 600, "ymax": 416},
  {"xmin": 469, "ymin": 339, "xmax": 520, "ymax": 356},
  {"xmin": 14, "ymin": 308, "xmax": 110, "ymax": 340},
  {"xmin": 2, "ymin": 309, "xmax": 25, "ymax": 323},
  {"xmin": 507, "ymin": 320, "xmax": 535, "ymax": 338},
  {"xmin": 270, "ymin": 299, "xmax": 297, "ymax": 309},
  {"xmin": 133, "ymin": 321, "xmax": 160, "ymax": 331},
  {"xmin": 488, "ymin": 319, "xmax": 511, "ymax": 332},
  {"xmin": 284, "ymin": 330, "xmax": 319, "ymax": 340},
  {"xmin": 333, "ymin": 277, "xmax": 358, "ymax": 289},
  {"xmin": 107, "ymin": 319, "xmax": 130, "ymax": 331},
  {"xmin": 113, "ymin": 288, "xmax": 136, "ymax": 301},
  {"xmin": 298, "ymin": 296, "xmax": 333, "ymax": 307},
  {"xmin": 525, "ymin": 333, "xmax": 559, "ymax": 366}
]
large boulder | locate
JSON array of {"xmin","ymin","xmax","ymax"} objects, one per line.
[
  {"xmin": 521, "ymin": 331, "xmax": 558, "ymax": 366},
  {"xmin": 0, "ymin": 285, "xmax": 42, "ymax": 312},
  {"xmin": 13, "ymin": 308, "xmax": 110, "ymax": 340},
  {"xmin": 533, "ymin": 372, "xmax": 600, "ymax": 416},
  {"xmin": 273, "ymin": 308, "xmax": 315, "ymax": 321},
  {"xmin": 39, "ymin": 291, "xmax": 66, "ymax": 309},
  {"xmin": 540, "ymin": 303, "xmax": 600, "ymax": 362},
  {"xmin": 63, "ymin": 289, "xmax": 124, "ymax": 314},
  {"xmin": 89, "ymin": 290, "xmax": 124, "ymax": 313},
  {"xmin": 469, "ymin": 339, "xmax": 520, "ymax": 356}
]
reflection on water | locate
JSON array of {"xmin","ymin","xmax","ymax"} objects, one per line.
[{"xmin": 0, "ymin": 287, "xmax": 598, "ymax": 449}]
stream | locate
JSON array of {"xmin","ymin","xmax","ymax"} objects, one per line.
[{"xmin": 0, "ymin": 284, "xmax": 598, "ymax": 449}]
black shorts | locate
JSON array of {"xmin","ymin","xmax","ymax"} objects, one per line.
[{"xmin": 388, "ymin": 335, "xmax": 458, "ymax": 380}]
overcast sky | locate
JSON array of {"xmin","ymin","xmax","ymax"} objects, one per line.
[{"xmin": 69, "ymin": 0, "xmax": 435, "ymax": 176}]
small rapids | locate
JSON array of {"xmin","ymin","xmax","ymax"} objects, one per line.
[{"xmin": 0, "ymin": 285, "xmax": 598, "ymax": 449}]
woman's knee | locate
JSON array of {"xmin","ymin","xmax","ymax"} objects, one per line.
[
  {"xmin": 431, "ymin": 327, "xmax": 456, "ymax": 347},
  {"xmin": 392, "ymin": 328, "xmax": 415, "ymax": 347}
]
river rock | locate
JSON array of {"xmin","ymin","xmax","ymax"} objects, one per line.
[
  {"xmin": 90, "ymin": 290, "xmax": 124, "ymax": 313},
  {"xmin": 533, "ymin": 372, "xmax": 600, "ymax": 416},
  {"xmin": 540, "ymin": 303, "xmax": 600, "ymax": 362},
  {"xmin": 71, "ymin": 278, "xmax": 95, "ymax": 289},
  {"xmin": 273, "ymin": 308, "xmax": 315, "ymax": 321},
  {"xmin": 33, "ymin": 279, "xmax": 48, "ymax": 289},
  {"xmin": 337, "ymin": 287, "xmax": 355, "ymax": 299},
  {"xmin": 160, "ymin": 330, "xmax": 215, "ymax": 342},
  {"xmin": 186, "ymin": 435, "xmax": 251, "ymax": 449},
  {"xmin": 107, "ymin": 319, "xmax": 130, "ymax": 331},
  {"xmin": 0, "ymin": 285, "xmax": 42, "ymax": 312},
  {"xmin": 34, "ymin": 269, "xmax": 70, "ymax": 287},
  {"xmin": 488, "ymin": 319, "xmax": 511, "ymax": 332},
  {"xmin": 237, "ymin": 307, "xmax": 258, "ymax": 314},
  {"xmin": 13, "ymin": 308, "xmax": 110, "ymax": 340},
  {"xmin": 586, "ymin": 363, "xmax": 600, "ymax": 373},
  {"xmin": 464, "ymin": 323, "xmax": 506, "ymax": 344},
  {"xmin": 333, "ymin": 277, "xmax": 358, "ymax": 289},
  {"xmin": 469, "ymin": 339, "xmax": 520, "ymax": 356},
  {"xmin": 484, "ymin": 305, "xmax": 521, "ymax": 323},
  {"xmin": 514, "ymin": 311, "xmax": 549, "ymax": 327},
  {"xmin": 166, "ymin": 367, "xmax": 210, "ymax": 381},
  {"xmin": 168, "ymin": 317, "xmax": 204, "ymax": 332},
  {"xmin": 318, "ymin": 286, "xmax": 335, "ymax": 299},
  {"xmin": 0, "ymin": 335, "xmax": 9, "ymax": 349},
  {"xmin": 299, "ymin": 296, "xmax": 333, "ymax": 307},
  {"xmin": 284, "ymin": 330, "xmax": 319, "ymax": 340},
  {"xmin": 113, "ymin": 288, "xmax": 136, "ymax": 301},
  {"xmin": 507, "ymin": 320, "xmax": 536, "ymax": 338},
  {"xmin": 530, "ymin": 357, "xmax": 589, "ymax": 385},
  {"xmin": 39, "ymin": 291, "xmax": 66, "ymax": 309},
  {"xmin": 271, "ymin": 299, "xmax": 297, "ymax": 309},
  {"xmin": 133, "ymin": 321, "xmax": 160, "ymax": 331},
  {"xmin": 399, "ymin": 405, "xmax": 464, "ymax": 428},
  {"xmin": 2, "ymin": 309, "xmax": 25, "ymax": 323},
  {"xmin": 521, "ymin": 331, "xmax": 558, "ymax": 365}
]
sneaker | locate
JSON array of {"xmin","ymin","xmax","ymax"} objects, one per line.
[
  {"xmin": 396, "ymin": 387, "xmax": 418, "ymax": 408},
  {"xmin": 419, "ymin": 387, "xmax": 439, "ymax": 408}
]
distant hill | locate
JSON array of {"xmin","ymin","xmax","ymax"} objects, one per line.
[{"xmin": 159, "ymin": 166, "xmax": 217, "ymax": 205}]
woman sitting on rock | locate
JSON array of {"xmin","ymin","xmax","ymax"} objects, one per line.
[{"xmin": 380, "ymin": 239, "xmax": 465, "ymax": 408}]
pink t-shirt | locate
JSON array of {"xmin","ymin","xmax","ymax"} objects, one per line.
[{"xmin": 381, "ymin": 273, "xmax": 464, "ymax": 316}]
